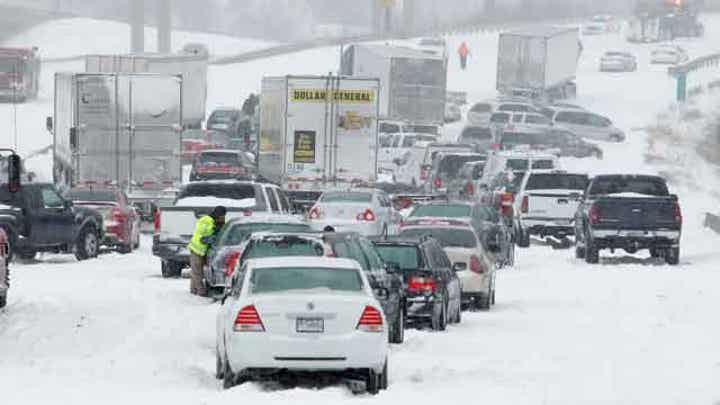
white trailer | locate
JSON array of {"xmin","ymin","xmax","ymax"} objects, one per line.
[
  {"xmin": 259, "ymin": 75, "xmax": 381, "ymax": 208},
  {"xmin": 496, "ymin": 27, "xmax": 580, "ymax": 103},
  {"xmin": 341, "ymin": 44, "xmax": 446, "ymax": 126},
  {"xmin": 85, "ymin": 45, "xmax": 208, "ymax": 128},
  {"xmin": 52, "ymin": 72, "xmax": 183, "ymax": 207}
]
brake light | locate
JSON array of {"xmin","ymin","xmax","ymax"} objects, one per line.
[
  {"xmin": 673, "ymin": 202, "xmax": 682, "ymax": 226},
  {"xmin": 111, "ymin": 208, "xmax": 127, "ymax": 223},
  {"xmin": 408, "ymin": 276, "xmax": 438, "ymax": 295},
  {"xmin": 434, "ymin": 178, "xmax": 443, "ymax": 189},
  {"xmin": 153, "ymin": 209, "xmax": 161, "ymax": 234},
  {"xmin": 308, "ymin": 206, "xmax": 322, "ymax": 220},
  {"xmin": 356, "ymin": 305, "xmax": 383, "ymax": 332},
  {"xmin": 357, "ymin": 209, "xmax": 376, "ymax": 222},
  {"xmin": 233, "ymin": 305, "xmax": 265, "ymax": 332},
  {"xmin": 469, "ymin": 255, "xmax": 485, "ymax": 274},
  {"xmin": 589, "ymin": 204, "xmax": 601, "ymax": 225},
  {"xmin": 491, "ymin": 143, "xmax": 500, "ymax": 150},
  {"xmin": 224, "ymin": 251, "xmax": 241, "ymax": 277},
  {"xmin": 500, "ymin": 192, "xmax": 514, "ymax": 216},
  {"xmin": 521, "ymin": 195, "xmax": 529, "ymax": 214}
]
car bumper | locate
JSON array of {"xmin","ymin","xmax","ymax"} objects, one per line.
[
  {"xmin": 226, "ymin": 331, "xmax": 387, "ymax": 373},
  {"xmin": 590, "ymin": 229, "xmax": 680, "ymax": 248},
  {"xmin": 205, "ymin": 265, "xmax": 227, "ymax": 288},
  {"xmin": 456, "ymin": 269, "xmax": 490, "ymax": 294},
  {"xmin": 600, "ymin": 64, "xmax": 628, "ymax": 71},
  {"xmin": 405, "ymin": 294, "xmax": 440, "ymax": 319},
  {"xmin": 309, "ymin": 220, "xmax": 381, "ymax": 236},
  {"xmin": 521, "ymin": 218, "xmax": 575, "ymax": 238},
  {"xmin": 152, "ymin": 236, "xmax": 190, "ymax": 264}
]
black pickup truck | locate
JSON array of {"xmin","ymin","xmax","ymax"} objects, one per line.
[
  {"xmin": 0, "ymin": 183, "xmax": 104, "ymax": 261},
  {"xmin": 574, "ymin": 175, "xmax": 682, "ymax": 265}
]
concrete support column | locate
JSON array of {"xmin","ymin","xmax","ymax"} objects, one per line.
[
  {"xmin": 157, "ymin": 0, "xmax": 172, "ymax": 53},
  {"xmin": 130, "ymin": 0, "xmax": 145, "ymax": 53}
]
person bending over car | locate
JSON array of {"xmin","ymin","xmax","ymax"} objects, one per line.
[{"xmin": 187, "ymin": 206, "xmax": 226, "ymax": 296}]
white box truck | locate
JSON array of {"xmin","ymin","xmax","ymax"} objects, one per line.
[
  {"xmin": 259, "ymin": 75, "xmax": 381, "ymax": 209},
  {"xmin": 51, "ymin": 72, "xmax": 183, "ymax": 209},
  {"xmin": 340, "ymin": 44, "xmax": 446, "ymax": 126},
  {"xmin": 496, "ymin": 27, "xmax": 580, "ymax": 103},
  {"xmin": 85, "ymin": 44, "xmax": 208, "ymax": 128}
]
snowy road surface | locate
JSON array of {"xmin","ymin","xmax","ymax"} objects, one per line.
[{"xmin": 2, "ymin": 16, "xmax": 720, "ymax": 405}]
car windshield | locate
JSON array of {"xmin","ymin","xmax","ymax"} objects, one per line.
[
  {"xmin": 199, "ymin": 152, "xmax": 240, "ymax": 166},
  {"xmin": 399, "ymin": 228, "xmax": 477, "ymax": 248},
  {"xmin": 506, "ymin": 159, "xmax": 529, "ymax": 170},
  {"xmin": 250, "ymin": 266, "xmax": 363, "ymax": 294},
  {"xmin": 438, "ymin": 155, "xmax": 486, "ymax": 177},
  {"xmin": 320, "ymin": 192, "xmax": 372, "ymax": 203},
  {"xmin": 66, "ymin": 189, "xmax": 116, "ymax": 202},
  {"xmin": 533, "ymin": 159, "xmax": 555, "ymax": 169},
  {"xmin": 218, "ymin": 223, "xmax": 311, "ymax": 246},
  {"xmin": 461, "ymin": 127, "xmax": 492, "ymax": 141},
  {"xmin": 526, "ymin": 174, "xmax": 589, "ymax": 190},
  {"xmin": 245, "ymin": 237, "xmax": 325, "ymax": 259},
  {"xmin": 589, "ymin": 177, "xmax": 669, "ymax": 196},
  {"xmin": 375, "ymin": 245, "xmax": 421, "ymax": 270},
  {"xmin": 410, "ymin": 204, "xmax": 471, "ymax": 218}
]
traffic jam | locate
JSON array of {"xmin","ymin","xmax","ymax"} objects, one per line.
[{"xmin": 1, "ymin": 1, "xmax": 707, "ymax": 400}]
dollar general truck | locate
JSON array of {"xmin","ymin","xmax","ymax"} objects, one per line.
[{"xmin": 259, "ymin": 75, "xmax": 381, "ymax": 209}]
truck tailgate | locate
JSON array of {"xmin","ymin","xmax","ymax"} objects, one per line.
[
  {"xmin": 526, "ymin": 190, "xmax": 581, "ymax": 221},
  {"xmin": 159, "ymin": 209, "xmax": 198, "ymax": 241},
  {"xmin": 594, "ymin": 197, "xmax": 679, "ymax": 230}
]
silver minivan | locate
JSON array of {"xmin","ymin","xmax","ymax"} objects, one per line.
[{"xmin": 551, "ymin": 109, "xmax": 625, "ymax": 142}]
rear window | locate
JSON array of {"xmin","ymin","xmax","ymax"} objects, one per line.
[
  {"xmin": 250, "ymin": 267, "xmax": 363, "ymax": 294},
  {"xmin": 460, "ymin": 127, "xmax": 492, "ymax": 141},
  {"xmin": 374, "ymin": 245, "xmax": 422, "ymax": 270},
  {"xmin": 320, "ymin": 192, "xmax": 372, "ymax": 203},
  {"xmin": 410, "ymin": 204, "xmax": 472, "ymax": 218},
  {"xmin": 470, "ymin": 103, "xmax": 492, "ymax": 113},
  {"xmin": 490, "ymin": 113, "xmax": 510, "ymax": 123},
  {"xmin": 380, "ymin": 123, "xmax": 400, "ymax": 133},
  {"xmin": 526, "ymin": 174, "xmax": 589, "ymax": 190},
  {"xmin": 589, "ymin": 176, "xmax": 669, "ymax": 196},
  {"xmin": 403, "ymin": 125, "xmax": 438, "ymax": 135},
  {"xmin": 218, "ymin": 223, "xmax": 311, "ymax": 246},
  {"xmin": 506, "ymin": 159, "xmax": 529, "ymax": 171},
  {"xmin": 532, "ymin": 159, "xmax": 555, "ymax": 169},
  {"xmin": 199, "ymin": 152, "xmax": 240, "ymax": 166},
  {"xmin": 399, "ymin": 228, "xmax": 477, "ymax": 248},
  {"xmin": 66, "ymin": 189, "xmax": 117, "ymax": 202},
  {"xmin": 245, "ymin": 237, "xmax": 325, "ymax": 259},
  {"xmin": 438, "ymin": 155, "xmax": 486, "ymax": 177}
]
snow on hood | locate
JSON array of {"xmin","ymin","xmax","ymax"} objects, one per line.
[{"xmin": 174, "ymin": 197, "xmax": 256, "ymax": 208}]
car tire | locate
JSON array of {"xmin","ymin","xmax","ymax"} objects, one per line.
[
  {"xmin": 454, "ymin": 299, "xmax": 462, "ymax": 323},
  {"xmin": 75, "ymin": 225, "xmax": 99, "ymax": 261},
  {"xmin": 118, "ymin": 244, "xmax": 132, "ymax": 254},
  {"xmin": 133, "ymin": 235, "xmax": 141, "ymax": 250},
  {"xmin": 379, "ymin": 359, "xmax": 389, "ymax": 390},
  {"xmin": 161, "ymin": 260, "xmax": 183, "ymax": 278},
  {"xmin": 390, "ymin": 305, "xmax": 404, "ymax": 344},
  {"xmin": 366, "ymin": 367, "xmax": 381, "ymax": 395},
  {"xmin": 431, "ymin": 297, "xmax": 447, "ymax": 331},
  {"xmin": 477, "ymin": 291, "xmax": 491, "ymax": 310},
  {"xmin": 585, "ymin": 237, "xmax": 600, "ymax": 264},
  {"xmin": 0, "ymin": 293, "xmax": 5, "ymax": 309},
  {"xmin": 222, "ymin": 357, "xmax": 235, "ymax": 389},
  {"xmin": 575, "ymin": 245, "xmax": 586, "ymax": 259},
  {"xmin": 17, "ymin": 250, "xmax": 37, "ymax": 261},
  {"xmin": 516, "ymin": 228, "xmax": 530, "ymax": 248},
  {"xmin": 665, "ymin": 247, "xmax": 680, "ymax": 265}
]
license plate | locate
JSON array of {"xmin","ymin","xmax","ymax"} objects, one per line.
[
  {"xmin": 296, "ymin": 318, "xmax": 324, "ymax": 333},
  {"xmin": 626, "ymin": 231, "xmax": 646, "ymax": 237}
]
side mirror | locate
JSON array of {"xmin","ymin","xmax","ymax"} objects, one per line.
[
  {"xmin": 374, "ymin": 287, "xmax": 390, "ymax": 301},
  {"xmin": 452, "ymin": 262, "xmax": 467, "ymax": 272},
  {"xmin": 46, "ymin": 116, "xmax": 53, "ymax": 133},
  {"xmin": 7, "ymin": 153, "xmax": 21, "ymax": 193},
  {"xmin": 70, "ymin": 128, "xmax": 78, "ymax": 151},
  {"xmin": 385, "ymin": 262, "xmax": 400, "ymax": 274}
]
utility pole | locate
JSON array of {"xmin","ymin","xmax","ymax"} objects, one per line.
[
  {"xmin": 157, "ymin": 0, "xmax": 172, "ymax": 53},
  {"xmin": 130, "ymin": 0, "xmax": 145, "ymax": 53}
]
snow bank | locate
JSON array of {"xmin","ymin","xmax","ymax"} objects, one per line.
[{"xmin": 174, "ymin": 196, "xmax": 256, "ymax": 208}]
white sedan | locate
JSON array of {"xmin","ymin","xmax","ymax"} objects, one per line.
[
  {"xmin": 216, "ymin": 257, "xmax": 390, "ymax": 393},
  {"xmin": 307, "ymin": 189, "xmax": 401, "ymax": 237},
  {"xmin": 651, "ymin": 45, "xmax": 689, "ymax": 65}
]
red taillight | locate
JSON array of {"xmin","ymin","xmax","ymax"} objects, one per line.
[
  {"xmin": 521, "ymin": 195, "xmax": 529, "ymax": 214},
  {"xmin": 465, "ymin": 182, "xmax": 475, "ymax": 196},
  {"xmin": 224, "ymin": 251, "xmax": 241, "ymax": 277},
  {"xmin": 308, "ymin": 206, "xmax": 322, "ymax": 220},
  {"xmin": 673, "ymin": 202, "xmax": 682, "ymax": 226},
  {"xmin": 111, "ymin": 208, "xmax": 127, "ymax": 223},
  {"xmin": 357, "ymin": 305, "xmax": 383, "ymax": 332},
  {"xmin": 233, "ymin": 305, "xmax": 265, "ymax": 332},
  {"xmin": 434, "ymin": 178, "xmax": 443, "ymax": 189},
  {"xmin": 589, "ymin": 204, "xmax": 601, "ymax": 225},
  {"xmin": 357, "ymin": 209, "xmax": 376, "ymax": 222},
  {"xmin": 408, "ymin": 276, "xmax": 438, "ymax": 295},
  {"xmin": 500, "ymin": 192, "xmax": 514, "ymax": 216},
  {"xmin": 153, "ymin": 210, "xmax": 161, "ymax": 234},
  {"xmin": 469, "ymin": 255, "xmax": 485, "ymax": 274},
  {"xmin": 491, "ymin": 143, "xmax": 500, "ymax": 150}
]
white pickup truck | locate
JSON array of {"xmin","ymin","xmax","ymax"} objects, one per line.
[
  {"xmin": 514, "ymin": 170, "xmax": 589, "ymax": 247},
  {"xmin": 152, "ymin": 180, "xmax": 295, "ymax": 277}
]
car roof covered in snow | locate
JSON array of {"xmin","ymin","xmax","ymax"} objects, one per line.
[{"xmin": 246, "ymin": 256, "xmax": 361, "ymax": 270}]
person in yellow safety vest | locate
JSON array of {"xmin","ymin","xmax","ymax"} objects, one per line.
[{"xmin": 187, "ymin": 206, "xmax": 227, "ymax": 296}]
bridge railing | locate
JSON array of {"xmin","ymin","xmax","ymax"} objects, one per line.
[{"xmin": 668, "ymin": 53, "xmax": 720, "ymax": 101}]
